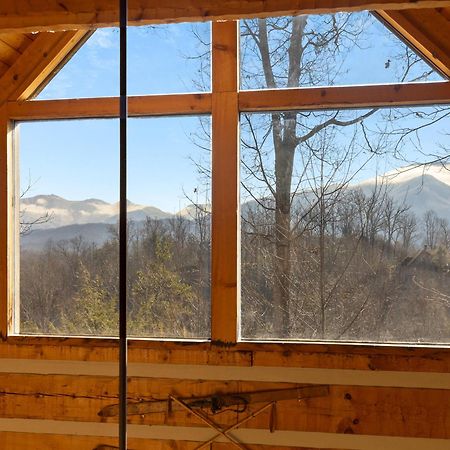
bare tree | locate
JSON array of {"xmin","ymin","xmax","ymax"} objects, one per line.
[{"xmin": 239, "ymin": 13, "xmax": 450, "ymax": 338}]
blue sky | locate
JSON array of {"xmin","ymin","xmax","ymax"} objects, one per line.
[{"xmin": 19, "ymin": 14, "xmax": 448, "ymax": 212}]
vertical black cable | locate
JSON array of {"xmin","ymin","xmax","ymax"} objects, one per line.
[{"xmin": 119, "ymin": 0, "xmax": 128, "ymax": 449}]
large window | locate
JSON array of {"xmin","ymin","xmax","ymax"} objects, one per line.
[
  {"xmin": 16, "ymin": 116, "xmax": 211, "ymax": 338},
  {"xmin": 240, "ymin": 107, "xmax": 450, "ymax": 343},
  {"xmin": 3, "ymin": 14, "xmax": 449, "ymax": 345}
]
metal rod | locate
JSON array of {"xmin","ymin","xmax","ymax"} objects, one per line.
[{"xmin": 119, "ymin": 0, "xmax": 128, "ymax": 448}]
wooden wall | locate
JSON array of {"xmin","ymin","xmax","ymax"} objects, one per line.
[{"xmin": 0, "ymin": 339, "xmax": 449, "ymax": 449}]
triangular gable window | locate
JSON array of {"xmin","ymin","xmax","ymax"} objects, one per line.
[
  {"xmin": 37, "ymin": 23, "xmax": 210, "ymax": 100},
  {"xmin": 240, "ymin": 11, "xmax": 445, "ymax": 90}
]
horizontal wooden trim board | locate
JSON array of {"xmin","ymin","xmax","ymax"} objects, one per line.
[
  {"xmin": 1, "ymin": 0, "xmax": 450, "ymax": 33},
  {"xmin": 239, "ymin": 82, "xmax": 450, "ymax": 112},
  {"xmin": 7, "ymin": 93, "xmax": 212, "ymax": 120},
  {"xmin": 0, "ymin": 420, "xmax": 449, "ymax": 450},
  {"xmin": 1, "ymin": 339, "xmax": 449, "ymax": 372},
  {"xmin": 0, "ymin": 359, "xmax": 449, "ymax": 388},
  {"xmin": 6, "ymin": 82, "xmax": 450, "ymax": 120}
]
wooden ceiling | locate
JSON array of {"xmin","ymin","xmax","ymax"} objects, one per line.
[
  {"xmin": 0, "ymin": 32, "xmax": 36, "ymax": 79},
  {"xmin": 0, "ymin": 30, "xmax": 90, "ymax": 105},
  {"xmin": 0, "ymin": 0, "xmax": 448, "ymax": 105}
]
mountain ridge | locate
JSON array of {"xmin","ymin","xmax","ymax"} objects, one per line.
[{"xmin": 20, "ymin": 163, "xmax": 450, "ymax": 250}]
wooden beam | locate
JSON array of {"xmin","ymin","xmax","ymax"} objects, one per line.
[
  {"xmin": 7, "ymin": 93, "xmax": 212, "ymax": 120},
  {"xmin": 1, "ymin": 0, "xmax": 450, "ymax": 33},
  {"xmin": 1, "ymin": 337, "xmax": 449, "ymax": 372},
  {"xmin": 211, "ymin": 21, "xmax": 240, "ymax": 344},
  {"xmin": 376, "ymin": 9, "xmax": 450, "ymax": 78},
  {"xmin": 0, "ymin": 30, "xmax": 89, "ymax": 105},
  {"xmin": 8, "ymin": 81, "xmax": 450, "ymax": 121},
  {"xmin": 239, "ymin": 82, "xmax": 450, "ymax": 112}
]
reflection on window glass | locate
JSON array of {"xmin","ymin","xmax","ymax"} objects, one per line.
[
  {"xmin": 240, "ymin": 106, "xmax": 450, "ymax": 343},
  {"xmin": 38, "ymin": 23, "xmax": 210, "ymax": 99},
  {"xmin": 18, "ymin": 119, "xmax": 119, "ymax": 336},
  {"xmin": 127, "ymin": 116, "xmax": 211, "ymax": 338},
  {"xmin": 240, "ymin": 12, "xmax": 443, "ymax": 90},
  {"xmin": 17, "ymin": 116, "xmax": 211, "ymax": 339}
]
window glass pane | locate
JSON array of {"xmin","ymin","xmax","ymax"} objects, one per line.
[
  {"xmin": 17, "ymin": 116, "xmax": 211, "ymax": 339},
  {"xmin": 37, "ymin": 29, "xmax": 120, "ymax": 99},
  {"xmin": 240, "ymin": 106, "xmax": 450, "ymax": 343},
  {"xmin": 128, "ymin": 23, "xmax": 211, "ymax": 95},
  {"xmin": 37, "ymin": 23, "xmax": 210, "ymax": 100},
  {"xmin": 18, "ymin": 119, "xmax": 119, "ymax": 336},
  {"xmin": 240, "ymin": 12, "xmax": 443, "ymax": 90},
  {"xmin": 128, "ymin": 116, "xmax": 211, "ymax": 338}
]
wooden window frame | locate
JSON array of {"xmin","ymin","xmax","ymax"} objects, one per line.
[{"xmin": 1, "ymin": 16, "xmax": 450, "ymax": 363}]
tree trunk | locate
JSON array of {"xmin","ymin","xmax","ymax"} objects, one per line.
[
  {"xmin": 255, "ymin": 17, "xmax": 307, "ymax": 336},
  {"xmin": 272, "ymin": 116, "xmax": 296, "ymax": 335}
]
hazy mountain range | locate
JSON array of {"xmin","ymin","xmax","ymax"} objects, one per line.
[{"xmin": 20, "ymin": 163, "xmax": 450, "ymax": 250}]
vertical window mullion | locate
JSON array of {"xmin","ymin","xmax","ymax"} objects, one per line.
[{"xmin": 211, "ymin": 21, "xmax": 240, "ymax": 343}]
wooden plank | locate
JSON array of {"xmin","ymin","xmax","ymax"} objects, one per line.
[
  {"xmin": 0, "ymin": 30, "xmax": 89, "ymax": 105},
  {"xmin": 1, "ymin": 0, "xmax": 449, "ymax": 33},
  {"xmin": 0, "ymin": 107, "xmax": 15, "ymax": 338},
  {"xmin": 0, "ymin": 432, "xmax": 343, "ymax": 450},
  {"xmin": 0, "ymin": 374, "xmax": 449, "ymax": 438},
  {"xmin": 2, "ymin": 358, "xmax": 450, "ymax": 389},
  {"xmin": 211, "ymin": 21, "xmax": 240, "ymax": 344},
  {"xmin": 0, "ymin": 59, "xmax": 10, "ymax": 77},
  {"xmin": 377, "ymin": 9, "xmax": 450, "ymax": 77},
  {"xmin": 239, "ymin": 82, "xmax": 450, "ymax": 112},
  {"xmin": 0, "ymin": 40, "xmax": 20, "ymax": 67},
  {"xmin": 0, "ymin": 338, "xmax": 449, "ymax": 372},
  {"xmin": 7, "ymin": 93, "xmax": 212, "ymax": 120},
  {"xmin": 0, "ymin": 33, "xmax": 33, "ymax": 54}
]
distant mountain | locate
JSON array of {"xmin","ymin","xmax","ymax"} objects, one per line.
[
  {"xmin": 19, "ymin": 195, "xmax": 203, "ymax": 250},
  {"xmin": 19, "ymin": 163, "xmax": 450, "ymax": 250},
  {"xmin": 21, "ymin": 222, "xmax": 113, "ymax": 251},
  {"xmin": 20, "ymin": 194, "xmax": 172, "ymax": 230},
  {"xmin": 354, "ymin": 163, "xmax": 450, "ymax": 223}
]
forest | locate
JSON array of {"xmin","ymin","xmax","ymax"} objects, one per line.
[{"xmin": 19, "ymin": 187, "xmax": 450, "ymax": 342}]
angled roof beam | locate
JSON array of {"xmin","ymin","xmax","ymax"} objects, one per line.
[
  {"xmin": 0, "ymin": 30, "xmax": 89, "ymax": 105},
  {"xmin": 0, "ymin": 0, "xmax": 449, "ymax": 33},
  {"xmin": 377, "ymin": 9, "xmax": 450, "ymax": 77}
]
